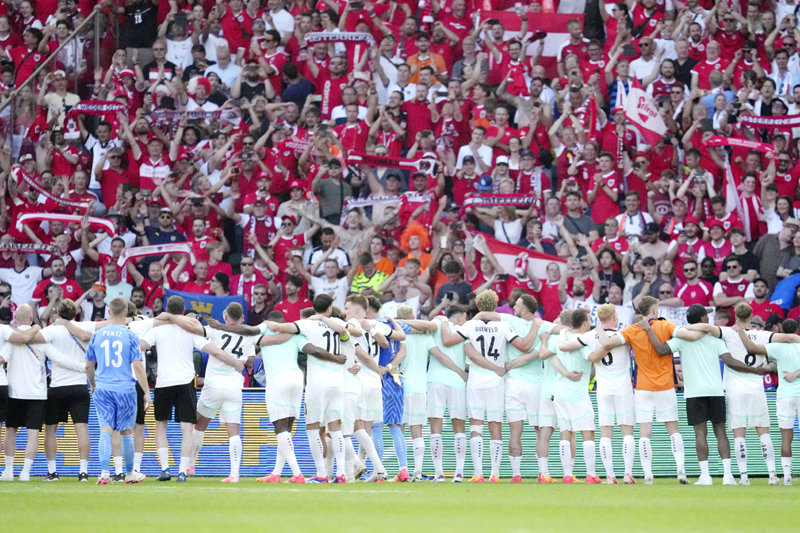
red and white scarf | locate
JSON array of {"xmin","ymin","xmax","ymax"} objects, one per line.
[
  {"xmin": 116, "ymin": 242, "xmax": 193, "ymax": 267},
  {"xmin": 16, "ymin": 213, "xmax": 115, "ymax": 235}
]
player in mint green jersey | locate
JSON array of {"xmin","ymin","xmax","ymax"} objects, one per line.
[{"xmin": 739, "ymin": 318, "xmax": 800, "ymax": 486}]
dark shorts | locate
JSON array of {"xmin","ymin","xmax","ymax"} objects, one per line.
[
  {"xmin": 154, "ymin": 382, "xmax": 196, "ymax": 423},
  {"xmin": 0, "ymin": 386, "xmax": 7, "ymax": 423},
  {"xmin": 46, "ymin": 385, "xmax": 90, "ymax": 425},
  {"xmin": 686, "ymin": 396, "xmax": 726, "ymax": 426},
  {"xmin": 6, "ymin": 398, "xmax": 46, "ymax": 430},
  {"xmin": 136, "ymin": 382, "xmax": 146, "ymax": 425}
]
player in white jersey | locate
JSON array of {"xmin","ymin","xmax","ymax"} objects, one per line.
[
  {"xmin": 440, "ymin": 290, "xmax": 539, "ymax": 483},
  {"xmin": 0, "ymin": 305, "xmax": 49, "ymax": 481},
  {"xmin": 683, "ymin": 302, "xmax": 789, "ymax": 485},
  {"xmin": 342, "ymin": 294, "xmax": 389, "ymax": 482},
  {"xmin": 560, "ymin": 304, "xmax": 636, "ymax": 484},
  {"xmin": 257, "ymin": 309, "xmax": 344, "ymax": 484},
  {"xmin": 23, "ymin": 299, "xmax": 94, "ymax": 482},
  {"xmin": 139, "ymin": 296, "xmax": 246, "ymax": 482},
  {"xmin": 171, "ymin": 303, "xmax": 257, "ymax": 483},
  {"xmin": 425, "ymin": 306, "xmax": 469, "ymax": 482},
  {"xmin": 266, "ymin": 294, "xmax": 354, "ymax": 483}
]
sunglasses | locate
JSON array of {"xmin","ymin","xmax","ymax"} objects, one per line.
[
  {"xmin": 683, "ymin": 267, "xmax": 697, "ymax": 272},
  {"xmin": 659, "ymin": 290, "xmax": 673, "ymax": 295},
  {"xmin": 727, "ymin": 264, "xmax": 740, "ymax": 270},
  {"xmin": 241, "ymin": 262, "xmax": 254, "ymax": 266},
  {"xmin": 0, "ymin": 292, "xmax": 9, "ymax": 298}
]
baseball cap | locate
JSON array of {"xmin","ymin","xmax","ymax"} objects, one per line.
[
  {"xmin": 256, "ymin": 171, "xmax": 272, "ymax": 180},
  {"xmin": 462, "ymin": 155, "xmax": 476, "ymax": 164},
  {"xmin": 327, "ymin": 158, "xmax": 342, "ymax": 167},
  {"xmin": 19, "ymin": 153, "xmax": 33, "ymax": 163},
  {"xmin": 785, "ymin": 218, "xmax": 800, "ymax": 229},
  {"xmin": 91, "ymin": 283, "xmax": 106, "ymax": 292},
  {"xmin": 282, "ymin": 214, "xmax": 298, "ymax": 225},
  {"xmin": 671, "ymin": 197, "xmax": 686, "ymax": 205},
  {"xmin": 119, "ymin": 68, "xmax": 135, "ymax": 78},
  {"xmin": 520, "ymin": 149, "xmax": 536, "ymax": 159},
  {"xmin": 253, "ymin": 197, "xmax": 266, "ymax": 205},
  {"xmin": 643, "ymin": 222, "xmax": 660, "ymax": 234},
  {"xmin": 683, "ymin": 216, "xmax": 701, "ymax": 227},
  {"xmin": 289, "ymin": 180, "xmax": 304, "ymax": 190},
  {"xmin": 751, "ymin": 316, "xmax": 766, "ymax": 329},
  {"xmin": 495, "ymin": 156, "xmax": 510, "ymax": 166},
  {"xmin": 385, "ymin": 172, "xmax": 403, "ymax": 181},
  {"xmin": 475, "ymin": 175, "xmax": 493, "ymax": 191},
  {"xmin": 707, "ymin": 218, "xmax": 724, "ymax": 229},
  {"xmin": 445, "ymin": 202, "xmax": 460, "ymax": 212},
  {"xmin": 52, "ymin": 69, "xmax": 66, "ymax": 78}
]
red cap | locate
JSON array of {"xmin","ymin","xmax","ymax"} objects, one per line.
[
  {"xmin": 684, "ymin": 216, "xmax": 701, "ymax": 227},
  {"xmin": 282, "ymin": 214, "xmax": 298, "ymax": 225},
  {"xmin": 707, "ymin": 218, "xmax": 724, "ymax": 229},
  {"xmin": 119, "ymin": 68, "xmax": 135, "ymax": 78},
  {"xmin": 256, "ymin": 171, "xmax": 271, "ymax": 180},
  {"xmin": 289, "ymin": 180, "xmax": 304, "ymax": 190}
]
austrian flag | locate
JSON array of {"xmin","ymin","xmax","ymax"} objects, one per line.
[{"xmin": 623, "ymin": 78, "xmax": 667, "ymax": 146}]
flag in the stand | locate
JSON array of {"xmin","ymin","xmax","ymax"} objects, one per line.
[
  {"xmin": 623, "ymin": 78, "xmax": 667, "ymax": 146},
  {"xmin": 724, "ymin": 157, "xmax": 745, "ymax": 226},
  {"xmin": 165, "ymin": 289, "xmax": 247, "ymax": 322},
  {"xmin": 478, "ymin": 11, "xmax": 585, "ymax": 78},
  {"xmin": 467, "ymin": 230, "xmax": 567, "ymax": 279},
  {"xmin": 584, "ymin": 95, "xmax": 598, "ymax": 140},
  {"xmin": 769, "ymin": 273, "xmax": 800, "ymax": 310}
]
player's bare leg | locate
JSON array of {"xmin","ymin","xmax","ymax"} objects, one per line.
[
  {"xmin": 508, "ymin": 420, "xmax": 524, "ymax": 482},
  {"xmin": 665, "ymin": 420, "xmax": 687, "ymax": 483},
  {"xmin": 780, "ymin": 427, "xmax": 794, "ymax": 485}
]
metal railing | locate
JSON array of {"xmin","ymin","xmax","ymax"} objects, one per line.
[{"xmin": 0, "ymin": 6, "xmax": 103, "ymax": 160}]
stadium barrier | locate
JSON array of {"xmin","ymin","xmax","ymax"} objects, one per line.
[{"xmin": 4, "ymin": 389, "xmax": 795, "ymax": 478}]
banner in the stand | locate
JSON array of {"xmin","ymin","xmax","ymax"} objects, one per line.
[
  {"xmin": 304, "ymin": 31, "xmax": 375, "ymax": 46},
  {"xmin": 461, "ymin": 193, "xmax": 536, "ymax": 215},
  {"xmin": 15, "ymin": 213, "xmax": 114, "ymax": 235},
  {"xmin": 704, "ymin": 135, "xmax": 777, "ymax": 155},
  {"xmin": 739, "ymin": 114, "xmax": 800, "ymax": 129},
  {"xmin": 347, "ymin": 152, "xmax": 438, "ymax": 175},
  {"xmin": 0, "ymin": 241, "xmax": 59, "ymax": 255},
  {"xmin": 116, "ymin": 242, "xmax": 192, "ymax": 267}
]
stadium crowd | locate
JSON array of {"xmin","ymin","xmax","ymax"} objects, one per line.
[{"xmin": 1, "ymin": 0, "xmax": 800, "ymax": 486}]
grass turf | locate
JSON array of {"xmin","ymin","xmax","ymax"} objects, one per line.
[{"xmin": 2, "ymin": 476, "xmax": 795, "ymax": 532}]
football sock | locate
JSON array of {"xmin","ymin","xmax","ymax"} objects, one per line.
[
  {"xmin": 537, "ymin": 455, "xmax": 549, "ymax": 476},
  {"xmin": 99, "ymin": 431, "xmax": 112, "ymax": 473},
  {"xmin": 330, "ymin": 431, "xmax": 345, "ymax": 478},
  {"xmin": 229, "ymin": 436, "xmax": 242, "ymax": 477},
  {"xmin": 412, "ymin": 437, "xmax": 425, "ymax": 475},
  {"xmin": 431, "ymin": 433, "xmax": 443, "ymax": 476},
  {"xmin": 734, "ymin": 437, "xmax": 747, "ymax": 477},
  {"xmin": 622, "ymin": 435, "xmax": 635, "ymax": 476},
  {"xmin": 510, "ymin": 455, "xmax": 521, "ymax": 478},
  {"xmin": 489, "ymin": 440, "xmax": 502, "ymax": 478},
  {"xmin": 271, "ymin": 450, "xmax": 286, "ymax": 476},
  {"xmin": 121, "ymin": 434, "xmax": 134, "ymax": 475},
  {"xmin": 670, "ymin": 432, "xmax": 685, "ymax": 472},
  {"xmin": 324, "ymin": 436, "xmax": 334, "ymax": 478},
  {"xmin": 114, "ymin": 455, "xmax": 123, "ymax": 475},
  {"xmin": 355, "ymin": 429, "xmax": 385, "ymax": 473},
  {"xmin": 722, "ymin": 458, "xmax": 732, "ymax": 478},
  {"xmin": 22, "ymin": 458, "xmax": 33, "ymax": 477},
  {"xmin": 454, "ymin": 433, "xmax": 467, "ymax": 476},
  {"xmin": 345, "ymin": 436, "xmax": 357, "ymax": 477},
  {"xmin": 600, "ymin": 437, "xmax": 614, "ymax": 478},
  {"xmin": 699, "ymin": 460, "xmax": 710, "ymax": 478},
  {"xmin": 157, "ymin": 447, "xmax": 169, "ymax": 471},
  {"xmin": 191, "ymin": 430, "xmax": 205, "ymax": 467},
  {"xmin": 307, "ymin": 430, "xmax": 327, "ymax": 478},
  {"xmin": 389, "ymin": 425, "xmax": 407, "ymax": 468},
  {"xmin": 559, "ymin": 440, "xmax": 572, "ymax": 477},
  {"xmin": 470, "ymin": 435, "xmax": 483, "ymax": 476},
  {"xmin": 47, "ymin": 460, "xmax": 56, "ymax": 474},
  {"xmin": 761, "ymin": 433, "xmax": 777, "ymax": 477},
  {"xmin": 4, "ymin": 455, "xmax": 13, "ymax": 474},
  {"xmin": 583, "ymin": 441, "xmax": 596, "ymax": 477},
  {"xmin": 782, "ymin": 456, "xmax": 792, "ymax": 481},
  {"xmin": 179, "ymin": 456, "xmax": 191, "ymax": 475},
  {"xmin": 79, "ymin": 459, "xmax": 88, "ymax": 475},
  {"xmin": 372, "ymin": 426, "xmax": 384, "ymax": 461},
  {"xmin": 133, "ymin": 452, "xmax": 143, "ymax": 473},
  {"xmin": 639, "ymin": 438, "xmax": 653, "ymax": 478}
]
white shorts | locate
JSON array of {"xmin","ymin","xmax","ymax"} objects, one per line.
[
  {"xmin": 635, "ymin": 389, "xmax": 678, "ymax": 424},
  {"xmin": 426, "ymin": 382, "xmax": 466, "ymax": 420},
  {"xmin": 466, "ymin": 382, "xmax": 505, "ymax": 423},
  {"xmin": 265, "ymin": 371, "xmax": 304, "ymax": 423},
  {"xmin": 505, "ymin": 379, "xmax": 541, "ymax": 426},
  {"xmin": 357, "ymin": 386, "xmax": 383, "ymax": 423},
  {"xmin": 538, "ymin": 395, "xmax": 556, "ymax": 428},
  {"xmin": 403, "ymin": 392, "xmax": 427, "ymax": 426},
  {"xmin": 342, "ymin": 391, "xmax": 360, "ymax": 435},
  {"xmin": 197, "ymin": 386, "xmax": 242, "ymax": 424},
  {"xmin": 726, "ymin": 390, "xmax": 770, "ymax": 430},
  {"xmin": 305, "ymin": 382, "xmax": 343, "ymax": 426},
  {"xmin": 554, "ymin": 396, "xmax": 595, "ymax": 432},
  {"xmin": 776, "ymin": 396, "xmax": 800, "ymax": 429},
  {"xmin": 597, "ymin": 390, "xmax": 635, "ymax": 427}
]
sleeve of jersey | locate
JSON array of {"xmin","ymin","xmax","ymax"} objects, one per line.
[
  {"xmin": 85, "ymin": 339, "xmax": 96, "ymax": 362},
  {"xmin": 658, "ymin": 320, "xmax": 677, "ymax": 340},
  {"xmin": 192, "ymin": 334, "xmax": 211, "ymax": 351},
  {"xmin": 129, "ymin": 332, "xmax": 143, "ymax": 363},
  {"xmin": 666, "ymin": 337, "xmax": 680, "ymax": 353},
  {"xmin": 142, "ymin": 328, "xmax": 157, "ymax": 347}
]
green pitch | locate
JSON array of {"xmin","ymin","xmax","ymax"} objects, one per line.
[{"xmin": 1, "ymin": 478, "xmax": 796, "ymax": 532}]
